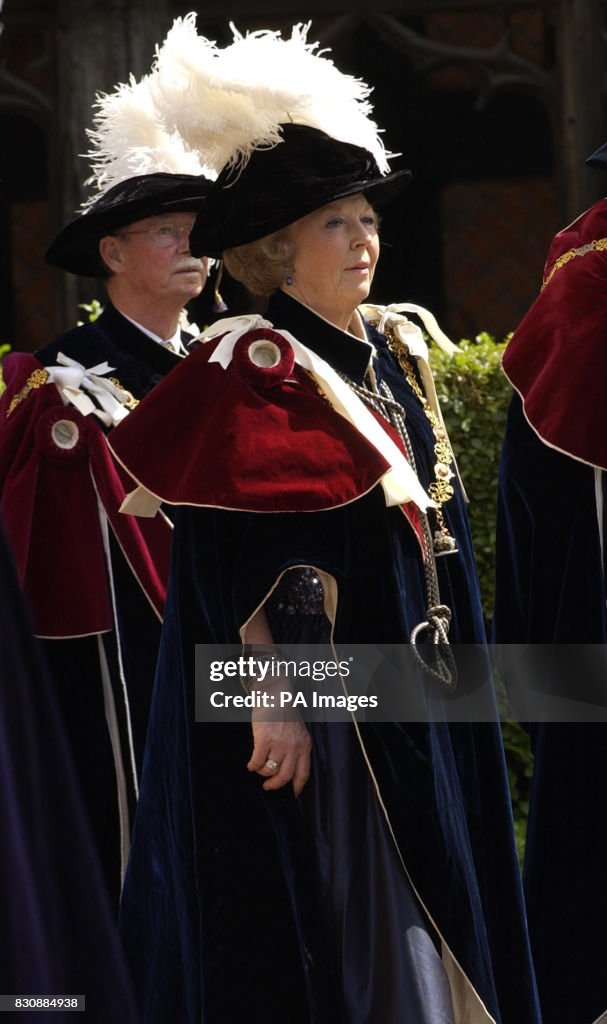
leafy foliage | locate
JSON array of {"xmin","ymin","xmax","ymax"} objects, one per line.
[
  {"xmin": 429, "ymin": 331, "xmax": 533, "ymax": 864},
  {"xmin": 0, "ymin": 344, "xmax": 11, "ymax": 396},
  {"xmin": 429, "ymin": 331, "xmax": 512, "ymax": 619},
  {"xmin": 77, "ymin": 299, "xmax": 103, "ymax": 325}
]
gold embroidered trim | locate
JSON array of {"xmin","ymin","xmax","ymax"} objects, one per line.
[
  {"xmin": 6, "ymin": 368, "xmax": 49, "ymax": 418},
  {"xmin": 107, "ymin": 378, "xmax": 139, "ymax": 409},
  {"xmin": 542, "ymin": 237, "xmax": 607, "ymax": 289}
]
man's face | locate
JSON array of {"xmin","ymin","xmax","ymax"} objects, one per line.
[{"xmin": 103, "ymin": 211, "xmax": 208, "ymax": 304}]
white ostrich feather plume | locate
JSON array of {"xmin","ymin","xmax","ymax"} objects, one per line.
[
  {"xmin": 81, "ymin": 13, "xmax": 392, "ymax": 208},
  {"xmin": 82, "ymin": 23, "xmax": 217, "ymax": 209},
  {"xmin": 149, "ymin": 16, "xmax": 391, "ymax": 175}
]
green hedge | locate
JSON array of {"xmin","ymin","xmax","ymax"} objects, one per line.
[
  {"xmin": 429, "ymin": 331, "xmax": 512, "ymax": 619},
  {"xmin": 0, "ymin": 344, "xmax": 10, "ymax": 395},
  {"xmin": 429, "ymin": 332, "xmax": 532, "ymax": 863}
]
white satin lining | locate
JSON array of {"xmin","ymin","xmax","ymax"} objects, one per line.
[
  {"xmin": 96, "ymin": 492, "xmax": 140, "ymax": 803},
  {"xmin": 96, "ymin": 634, "xmax": 131, "ymax": 888},
  {"xmin": 595, "ymin": 468, "xmax": 604, "ymax": 572}
]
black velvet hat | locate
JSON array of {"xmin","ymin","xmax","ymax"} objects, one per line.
[
  {"xmin": 46, "ymin": 172, "xmax": 212, "ymax": 277},
  {"xmin": 190, "ymin": 124, "xmax": 411, "ymax": 258},
  {"xmin": 586, "ymin": 142, "xmax": 607, "ymax": 170}
]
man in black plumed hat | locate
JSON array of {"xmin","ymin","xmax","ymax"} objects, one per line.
[
  {"xmin": 0, "ymin": 169, "xmax": 211, "ymax": 909},
  {"xmin": 41, "ymin": 170, "xmax": 211, "ymax": 390}
]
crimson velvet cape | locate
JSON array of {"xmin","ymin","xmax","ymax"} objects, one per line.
[
  {"xmin": 0, "ymin": 302, "xmax": 187, "ymax": 906},
  {"xmin": 112, "ymin": 291, "xmax": 540, "ymax": 1024},
  {"xmin": 494, "ymin": 198, "xmax": 607, "ymax": 1024}
]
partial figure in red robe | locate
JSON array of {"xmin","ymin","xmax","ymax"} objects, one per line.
[
  {"xmin": 493, "ymin": 144, "xmax": 607, "ymax": 1024},
  {"xmin": 0, "ymin": 170, "xmax": 211, "ymax": 905}
]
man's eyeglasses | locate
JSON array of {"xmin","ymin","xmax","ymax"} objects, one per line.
[{"xmin": 117, "ymin": 223, "xmax": 195, "ymax": 248}]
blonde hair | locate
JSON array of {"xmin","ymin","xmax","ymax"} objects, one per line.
[{"xmin": 223, "ymin": 228, "xmax": 294, "ymax": 296}]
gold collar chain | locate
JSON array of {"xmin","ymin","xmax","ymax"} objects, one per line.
[{"xmin": 379, "ymin": 322, "xmax": 457, "ymax": 555}]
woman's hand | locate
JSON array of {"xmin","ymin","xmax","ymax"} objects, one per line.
[
  {"xmin": 242, "ymin": 604, "xmax": 312, "ymax": 796},
  {"xmin": 248, "ymin": 709, "xmax": 312, "ymax": 797}
]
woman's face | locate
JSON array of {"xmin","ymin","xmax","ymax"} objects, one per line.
[{"xmin": 283, "ymin": 193, "xmax": 380, "ymax": 331}]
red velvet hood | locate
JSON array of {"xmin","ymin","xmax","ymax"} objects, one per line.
[
  {"xmin": 0, "ymin": 353, "xmax": 172, "ymax": 637},
  {"xmin": 502, "ymin": 197, "xmax": 607, "ymax": 468},
  {"xmin": 108, "ymin": 329, "xmax": 425, "ymax": 549}
]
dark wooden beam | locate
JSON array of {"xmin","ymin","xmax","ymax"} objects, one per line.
[
  {"xmin": 556, "ymin": 0, "xmax": 607, "ymax": 220},
  {"xmin": 175, "ymin": 0, "xmax": 552, "ymax": 15}
]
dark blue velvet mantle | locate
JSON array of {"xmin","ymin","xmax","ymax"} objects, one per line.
[
  {"xmin": 494, "ymin": 392, "xmax": 607, "ymax": 1024},
  {"xmin": 0, "ymin": 520, "xmax": 139, "ymax": 1023}
]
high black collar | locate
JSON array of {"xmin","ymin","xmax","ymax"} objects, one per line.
[
  {"xmin": 95, "ymin": 303, "xmax": 183, "ymax": 374},
  {"xmin": 267, "ymin": 290, "xmax": 374, "ymax": 384}
]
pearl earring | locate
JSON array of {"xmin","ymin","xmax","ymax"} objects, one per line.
[{"xmin": 285, "ymin": 275, "xmax": 293, "ymax": 285}]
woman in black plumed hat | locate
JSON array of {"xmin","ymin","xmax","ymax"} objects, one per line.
[{"xmin": 110, "ymin": 19, "xmax": 541, "ymax": 1024}]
